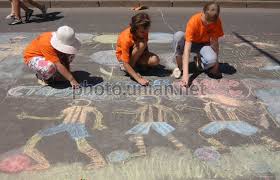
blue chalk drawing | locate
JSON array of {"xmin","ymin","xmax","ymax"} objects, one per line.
[
  {"xmin": 201, "ymin": 121, "xmax": 259, "ymax": 136},
  {"xmin": 148, "ymin": 33, "xmax": 173, "ymax": 44},
  {"xmin": 126, "ymin": 122, "xmax": 175, "ymax": 137},
  {"xmin": 194, "ymin": 147, "xmax": 220, "ymax": 162},
  {"xmin": 255, "ymin": 88, "xmax": 280, "ymax": 124},
  {"xmin": 90, "ymin": 50, "xmax": 119, "ymax": 66},
  {"xmin": 251, "ymin": 162, "xmax": 272, "ymax": 174},
  {"xmin": 38, "ymin": 123, "xmax": 90, "ymax": 140},
  {"xmin": 126, "ymin": 79, "xmax": 171, "ymax": 87},
  {"xmin": 261, "ymin": 66, "xmax": 280, "ymax": 71},
  {"xmin": 0, "ymin": 56, "xmax": 25, "ymax": 80},
  {"xmin": 107, "ymin": 150, "xmax": 131, "ymax": 163},
  {"xmin": 0, "ymin": 33, "xmax": 39, "ymax": 45},
  {"xmin": 153, "ymin": 79, "xmax": 171, "ymax": 86}
]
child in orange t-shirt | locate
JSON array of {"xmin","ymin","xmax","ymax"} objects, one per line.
[
  {"xmin": 172, "ymin": 2, "xmax": 224, "ymax": 86},
  {"xmin": 116, "ymin": 13, "xmax": 160, "ymax": 86},
  {"xmin": 24, "ymin": 26, "xmax": 81, "ymax": 88}
]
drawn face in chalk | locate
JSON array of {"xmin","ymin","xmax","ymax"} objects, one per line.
[
  {"xmin": 69, "ymin": 99, "xmax": 91, "ymax": 107},
  {"xmin": 135, "ymin": 96, "xmax": 160, "ymax": 105}
]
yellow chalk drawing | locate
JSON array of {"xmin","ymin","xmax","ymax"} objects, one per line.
[
  {"xmin": 261, "ymin": 136, "xmax": 280, "ymax": 150},
  {"xmin": 115, "ymin": 96, "xmax": 186, "ymax": 156},
  {"xmin": 18, "ymin": 99, "xmax": 107, "ymax": 170},
  {"xmin": 93, "ymin": 34, "xmax": 118, "ymax": 44},
  {"xmin": 197, "ymin": 130, "xmax": 227, "ymax": 150}
]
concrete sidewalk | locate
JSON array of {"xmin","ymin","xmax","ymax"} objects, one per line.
[{"xmin": 0, "ymin": 0, "xmax": 280, "ymax": 8}]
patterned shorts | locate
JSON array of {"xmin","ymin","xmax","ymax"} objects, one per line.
[{"xmin": 27, "ymin": 56, "xmax": 57, "ymax": 80}]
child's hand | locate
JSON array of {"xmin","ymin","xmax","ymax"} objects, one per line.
[
  {"xmin": 138, "ymin": 77, "xmax": 149, "ymax": 86},
  {"xmin": 70, "ymin": 79, "xmax": 80, "ymax": 89}
]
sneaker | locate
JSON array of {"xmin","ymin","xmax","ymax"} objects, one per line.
[
  {"xmin": 41, "ymin": 5, "xmax": 48, "ymax": 18},
  {"xmin": 36, "ymin": 74, "xmax": 52, "ymax": 86},
  {"xmin": 25, "ymin": 9, "xmax": 34, "ymax": 22},
  {"xmin": 6, "ymin": 14, "xmax": 15, "ymax": 20},
  {"xmin": 172, "ymin": 67, "xmax": 182, "ymax": 79},
  {"xmin": 37, "ymin": 79, "xmax": 48, "ymax": 86},
  {"xmin": 9, "ymin": 18, "xmax": 23, "ymax": 25}
]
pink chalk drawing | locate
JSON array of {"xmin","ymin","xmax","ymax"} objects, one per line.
[
  {"xmin": 194, "ymin": 147, "xmax": 220, "ymax": 162},
  {"xmin": 0, "ymin": 154, "xmax": 32, "ymax": 173}
]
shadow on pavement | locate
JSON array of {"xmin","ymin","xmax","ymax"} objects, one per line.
[
  {"xmin": 233, "ymin": 32, "xmax": 280, "ymax": 65},
  {"xmin": 49, "ymin": 70, "xmax": 103, "ymax": 89},
  {"xmin": 28, "ymin": 12, "xmax": 64, "ymax": 24}
]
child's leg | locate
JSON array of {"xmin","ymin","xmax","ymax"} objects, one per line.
[
  {"xmin": 12, "ymin": 0, "xmax": 21, "ymax": 19},
  {"xmin": 130, "ymin": 41, "xmax": 147, "ymax": 67},
  {"xmin": 176, "ymin": 55, "xmax": 183, "ymax": 70},
  {"xmin": 19, "ymin": 1, "xmax": 30, "ymax": 11},
  {"xmin": 199, "ymin": 46, "xmax": 220, "ymax": 75},
  {"xmin": 27, "ymin": 57, "xmax": 57, "ymax": 81},
  {"xmin": 136, "ymin": 50, "xmax": 160, "ymax": 67},
  {"xmin": 171, "ymin": 31, "xmax": 185, "ymax": 78},
  {"xmin": 173, "ymin": 31, "xmax": 185, "ymax": 70},
  {"xmin": 8, "ymin": 0, "xmax": 24, "ymax": 25},
  {"xmin": 10, "ymin": 0, "xmax": 15, "ymax": 15}
]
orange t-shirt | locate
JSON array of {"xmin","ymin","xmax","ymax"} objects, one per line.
[
  {"xmin": 116, "ymin": 27, "xmax": 148, "ymax": 63},
  {"xmin": 23, "ymin": 32, "xmax": 60, "ymax": 64},
  {"xmin": 185, "ymin": 12, "xmax": 224, "ymax": 43}
]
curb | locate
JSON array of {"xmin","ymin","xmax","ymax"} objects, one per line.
[{"xmin": 0, "ymin": 0, "xmax": 280, "ymax": 8}]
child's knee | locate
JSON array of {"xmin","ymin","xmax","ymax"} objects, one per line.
[
  {"xmin": 173, "ymin": 31, "xmax": 185, "ymax": 42},
  {"xmin": 200, "ymin": 46, "xmax": 217, "ymax": 69},
  {"xmin": 136, "ymin": 41, "xmax": 147, "ymax": 51},
  {"xmin": 44, "ymin": 62, "xmax": 57, "ymax": 79},
  {"xmin": 149, "ymin": 55, "xmax": 160, "ymax": 66}
]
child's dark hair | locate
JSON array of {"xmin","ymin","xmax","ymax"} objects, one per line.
[
  {"xmin": 130, "ymin": 13, "xmax": 151, "ymax": 35},
  {"xmin": 203, "ymin": 2, "xmax": 220, "ymax": 15}
]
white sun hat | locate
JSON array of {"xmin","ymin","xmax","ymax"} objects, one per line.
[{"xmin": 50, "ymin": 26, "xmax": 81, "ymax": 55}]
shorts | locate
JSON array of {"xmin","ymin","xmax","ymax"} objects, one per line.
[
  {"xmin": 27, "ymin": 56, "xmax": 57, "ymax": 80},
  {"xmin": 172, "ymin": 31, "xmax": 217, "ymax": 69}
]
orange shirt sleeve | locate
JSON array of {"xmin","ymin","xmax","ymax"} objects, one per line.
[
  {"xmin": 185, "ymin": 17, "xmax": 196, "ymax": 42},
  {"xmin": 41, "ymin": 45, "xmax": 60, "ymax": 63},
  {"xmin": 213, "ymin": 18, "xmax": 224, "ymax": 39},
  {"xmin": 119, "ymin": 39, "xmax": 131, "ymax": 63}
]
